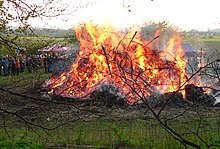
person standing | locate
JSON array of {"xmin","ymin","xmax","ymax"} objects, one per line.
[
  {"xmin": 15, "ymin": 57, "xmax": 20, "ymax": 75},
  {"xmin": 2, "ymin": 57, "xmax": 9, "ymax": 76},
  {"xmin": 19, "ymin": 56, "xmax": 25, "ymax": 73},
  {"xmin": 26, "ymin": 56, "xmax": 32, "ymax": 73},
  {"xmin": 9, "ymin": 56, "xmax": 16, "ymax": 75},
  {"xmin": 43, "ymin": 54, "xmax": 49, "ymax": 72},
  {"xmin": 0, "ymin": 57, "xmax": 2, "ymax": 75}
]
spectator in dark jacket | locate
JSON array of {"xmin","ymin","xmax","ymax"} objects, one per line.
[
  {"xmin": 9, "ymin": 56, "xmax": 16, "ymax": 75},
  {"xmin": 2, "ymin": 57, "xmax": 9, "ymax": 76}
]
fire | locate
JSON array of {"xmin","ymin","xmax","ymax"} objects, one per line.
[{"xmin": 46, "ymin": 22, "xmax": 196, "ymax": 104}]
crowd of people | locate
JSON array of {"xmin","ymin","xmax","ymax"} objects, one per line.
[{"xmin": 0, "ymin": 53, "xmax": 68, "ymax": 76}]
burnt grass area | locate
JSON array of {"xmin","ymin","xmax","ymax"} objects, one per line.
[{"xmin": 1, "ymin": 76, "xmax": 220, "ymax": 126}]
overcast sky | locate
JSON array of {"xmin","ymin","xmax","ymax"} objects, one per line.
[{"xmin": 28, "ymin": 0, "xmax": 220, "ymax": 31}]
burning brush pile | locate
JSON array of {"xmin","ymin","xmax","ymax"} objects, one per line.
[{"xmin": 44, "ymin": 22, "xmax": 218, "ymax": 108}]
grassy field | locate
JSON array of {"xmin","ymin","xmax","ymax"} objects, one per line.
[
  {"xmin": 201, "ymin": 36, "xmax": 220, "ymax": 43},
  {"xmin": 0, "ymin": 116, "xmax": 219, "ymax": 149},
  {"xmin": 0, "ymin": 70, "xmax": 220, "ymax": 148},
  {"xmin": 17, "ymin": 36, "xmax": 69, "ymax": 46},
  {"xmin": 0, "ymin": 111, "xmax": 219, "ymax": 149}
]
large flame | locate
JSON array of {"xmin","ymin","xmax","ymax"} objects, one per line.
[{"xmin": 47, "ymin": 22, "xmax": 195, "ymax": 104}]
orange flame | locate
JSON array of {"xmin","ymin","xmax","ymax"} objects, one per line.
[{"xmin": 46, "ymin": 22, "xmax": 196, "ymax": 104}]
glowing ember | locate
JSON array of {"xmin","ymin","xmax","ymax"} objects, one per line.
[{"xmin": 46, "ymin": 22, "xmax": 196, "ymax": 104}]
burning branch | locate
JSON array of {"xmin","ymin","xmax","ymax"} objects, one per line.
[
  {"xmin": 101, "ymin": 45, "xmax": 112, "ymax": 75},
  {"xmin": 127, "ymin": 31, "xmax": 137, "ymax": 49},
  {"xmin": 132, "ymin": 35, "xmax": 159, "ymax": 47}
]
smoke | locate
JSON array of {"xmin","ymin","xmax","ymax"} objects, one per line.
[
  {"xmin": 213, "ymin": 92, "xmax": 220, "ymax": 104},
  {"xmin": 215, "ymin": 97, "xmax": 220, "ymax": 104}
]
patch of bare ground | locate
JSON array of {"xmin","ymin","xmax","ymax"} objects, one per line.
[
  {"xmin": 204, "ymin": 42, "xmax": 220, "ymax": 51},
  {"xmin": 1, "ymin": 88, "xmax": 220, "ymax": 124}
]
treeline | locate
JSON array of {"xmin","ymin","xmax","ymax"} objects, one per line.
[
  {"xmin": 31, "ymin": 28, "xmax": 76, "ymax": 38},
  {"xmin": 9, "ymin": 26, "xmax": 76, "ymax": 38}
]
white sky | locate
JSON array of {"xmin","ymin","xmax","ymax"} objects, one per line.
[{"xmin": 28, "ymin": 0, "xmax": 220, "ymax": 31}]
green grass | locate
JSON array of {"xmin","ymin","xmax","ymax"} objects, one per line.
[
  {"xmin": 201, "ymin": 36, "xmax": 220, "ymax": 43},
  {"xmin": 0, "ymin": 116, "xmax": 219, "ymax": 148},
  {"xmin": 0, "ymin": 69, "xmax": 51, "ymax": 92},
  {"xmin": 0, "ymin": 132, "xmax": 44, "ymax": 149}
]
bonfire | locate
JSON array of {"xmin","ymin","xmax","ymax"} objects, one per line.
[{"xmin": 45, "ymin": 22, "xmax": 203, "ymax": 104}]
